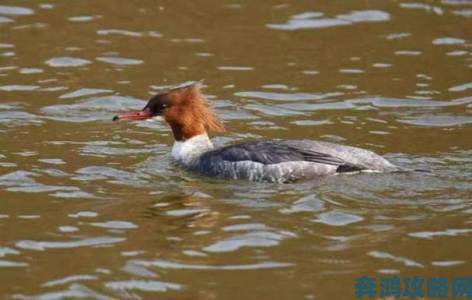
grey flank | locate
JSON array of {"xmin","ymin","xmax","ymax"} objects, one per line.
[{"xmin": 182, "ymin": 140, "xmax": 400, "ymax": 183}]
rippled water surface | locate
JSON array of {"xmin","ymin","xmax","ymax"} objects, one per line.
[{"xmin": 1, "ymin": 0, "xmax": 471, "ymax": 299}]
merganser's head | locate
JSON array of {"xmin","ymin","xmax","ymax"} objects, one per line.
[{"xmin": 113, "ymin": 82, "xmax": 225, "ymax": 141}]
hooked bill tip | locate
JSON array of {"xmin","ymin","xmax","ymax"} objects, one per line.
[{"xmin": 112, "ymin": 115, "xmax": 119, "ymax": 121}]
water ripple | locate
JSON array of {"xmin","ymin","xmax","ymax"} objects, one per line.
[
  {"xmin": 217, "ymin": 66, "xmax": 253, "ymax": 71},
  {"xmin": 18, "ymin": 67, "xmax": 43, "ymax": 74},
  {"xmin": 41, "ymin": 95, "xmax": 145, "ymax": 122},
  {"xmin": 432, "ymin": 37, "xmax": 466, "ymax": 45},
  {"xmin": 408, "ymin": 228, "xmax": 472, "ymax": 239},
  {"xmin": 68, "ymin": 211, "xmax": 98, "ymax": 218},
  {"xmin": 431, "ymin": 260, "xmax": 465, "ymax": 267},
  {"xmin": 279, "ymin": 194, "xmax": 325, "ymax": 214},
  {"xmin": 203, "ymin": 229, "xmax": 296, "ymax": 253},
  {"xmin": 398, "ymin": 115, "xmax": 472, "ymax": 127},
  {"xmin": 45, "ymin": 57, "xmax": 91, "ymax": 68},
  {"xmin": 15, "ymin": 236, "xmax": 126, "ymax": 251},
  {"xmin": 0, "ymin": 16, "xmax": 13, "ymax": 23},
  {"xmin": 0, "ymin": 170, "xmax": 82, "ymax": 194},
  {"xmin": 105, "ymin": 280, "xmax": 182, "ymax": 292},
  {"xmin": 235, "ymin": 91, "xmax": 339, "ymax": 101},
  {"xmin": 268, "ymin": 10, "xmax": 390, "ymax": 30},
  {"xmin": 400, "ymin": 2, "xmax": 443, "ymax": 14},
  {"xmin": 0, "ymin": 111, "xmax": 43, "ymax": 126},
  {"xmin": 68, "ymin": 15, "xmax": 100, "ymax": 22},
  {"xmin": 0, "ymin": 247, "xmax": 19, "ymax": 257},
  {"xmin": 133, "ymin": 259, "xmax": 293, "ymax": 270},
  {"xmin": 81, "ymin": 143, "xmax": 154, "ymax": 157},
  {"xmin": 368, "ymin": 250, "xmax": 424, "ymax": 268},
  {"xmin": 90, "ymin": 221, "xmax": 138, "ymax": 230},
  {"xmin": 449, "ymin": 82, "xmax": 472, "ymax": 92},
  {"xmin": 12, "ymin": 283, "xmax": 110, "ymax": 300},
  {"xmin": 42, "ymin": 275, "xmax": 98, "ymax": 287},
  {"xmin": 395, "ymin": 50, "xmax": 422, "ymax": 56},
  {"xmin": 97, "ymin": 29, "xmax": 162, "ymax": 38},
  {"xmin": 0, "ymin": 85, "xmax": 39, "ymax": 91},
  {"xmin": 313, "ymin": 211, "xmax": 364, "ymax": 226},
  {"xmin": 0, "ymin": 260, "xmax": 28, "ymax": 268},
  {"xmin": 452, "ymin": 9, "xmax": 472, "ymax": 17},
  {"xmin": 74, "ymin": 166, "xmax": 149, "ymax": 186},
  {"xmin": 96, "ymin": 56, "xmax": 143, "ymax": 65},
  {"xmin": 0, "ymin": 5, "xmax": 34, "ymax": 16},
  {"xmin": 59, "ymin": 88, "xmax": 113, "ymax": 99},
  {"xmin": 245, "ymin": 103, "xmax": 306, "ymax": 116}
]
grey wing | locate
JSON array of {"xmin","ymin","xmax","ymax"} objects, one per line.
[
  {"xmin": 277, "ymin": 139, "xmax": 398, "ymax": 172},
  {"xmin": 211, "ymin": 140, "xmax": 349, "ymax": 166},
  {"xmin": 204, "ymin": 140, "xmax": 370, "ymax": 174}
]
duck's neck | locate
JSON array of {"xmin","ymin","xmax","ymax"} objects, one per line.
[{"xmin": 171, "ymin": 133, "xmax": 214, "ymax": 166}]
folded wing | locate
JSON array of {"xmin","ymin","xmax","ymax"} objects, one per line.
[{"xmin": 209, "ymin": 140, "xmax": 364, "ymax": 172}]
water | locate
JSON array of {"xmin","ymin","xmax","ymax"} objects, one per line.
[{"xmin": 1, "ymin": 0, "xmax": 471, "ymax": 299}]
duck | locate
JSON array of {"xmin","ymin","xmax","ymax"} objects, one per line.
[{"xmin": 113, "ymin": 82, "xmax": 404, "ymax": 183}]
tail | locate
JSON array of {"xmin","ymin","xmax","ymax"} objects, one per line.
[
  {"xmin": 412, "ymin": 168, "xmax": 431, "ymax": 173},
  {"xmin": 336, "ymin": 162, "xmax": 432, "ymax": 174}
]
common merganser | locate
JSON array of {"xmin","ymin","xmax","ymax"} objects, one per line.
[{"xmin": 114, "ymin": 82, "xmax": 404, "ymax": 183}]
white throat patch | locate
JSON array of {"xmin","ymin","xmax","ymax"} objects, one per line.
[
  {"xmin": 145, "ymin": 115, "xmax": 164, "ymax": 122},
  {"xmin": 171, "ymin": 134, "xmax": 214, "ymax": 165}
]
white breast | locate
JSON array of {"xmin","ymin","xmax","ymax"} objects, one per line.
[{"xmin": 171, "ymin": 134, "xmax": 214, "ymax": 166}]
